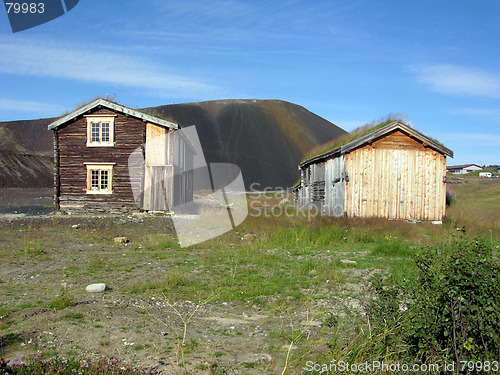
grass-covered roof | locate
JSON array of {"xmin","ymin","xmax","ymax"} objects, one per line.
[
  {"xmin": 301, "ymin": 115, "xmax": 405, "ymax": 163},
  {"xmin": 299, "ymin": 114, "xmax": 452, "ymax": 168}
]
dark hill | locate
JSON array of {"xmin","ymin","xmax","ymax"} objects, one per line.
[
  {"xmin": 0, "ymin": 99, "xmax": 346, "ymax": 189},
  {"xmin": 0, "ymin": 118, "xmax": 55, "ymax": 155},
  {"xmin": 146, "ymin": 100, "xmax": 346, "ymax": 189}
]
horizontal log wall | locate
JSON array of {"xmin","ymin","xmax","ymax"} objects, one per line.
[
  {"xmin": 57, "ymin": 107, "xmax": 145, "ymax": 209},
  {"xmin": 344, "ymin": 130, "xmax": 446, "ymax": 221}
]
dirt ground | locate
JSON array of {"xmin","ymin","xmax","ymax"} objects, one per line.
[{"xmin": 0, "ymin": 189, "xmax": 370, "ymax": 374}]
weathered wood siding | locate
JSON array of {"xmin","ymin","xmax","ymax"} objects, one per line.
[
  {"xmin": 323, "ymin": 155, "xmax": 346, "ymax": 217},
  {"xmin": 143, "ymin": 123, "xmax": 173, "ymax": 211},
  {"xmin": 144, "ymin": 165, "xmax": 174, "ymax": 211},
  {"xmin": 310, "ymin": 162, "xmax": 325, "ymax": 210},
  {"xmin": 296, "ymin": 165, "xmax": 314, "ymax": 209},
  {"xmin": 57, "ymin": 107, "xmax": 144, "ymax": 209},
  {"xmin": 172, "ymin": 133, "xmax": 194, "ymax": 206},
  {"xmin": 344, "ymin": 130, "xmax": 447, "ymax": 220}
]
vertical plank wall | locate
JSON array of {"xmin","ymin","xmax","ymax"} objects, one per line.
[
  {"xmin": 344, "ymin": 130, "xmax": 447, "ymax": 221},
  {"xmin": 143, "ymin": 123, "xmax": 174, "ymax": 210},
  {"xmin": 324, "ymin": 155, "xmax": 345, "ymax": 217}
]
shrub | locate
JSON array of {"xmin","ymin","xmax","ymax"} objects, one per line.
[
  {"xmin": 446, "ymin": 188, "xmax": 456, "ymax": 206},
  {"xmin": 365, "ymin": 236, "xmax": 500, "ymax": 364},
  {"xmin": 406, "ymin": 236, "xmax": 500, "ymax": 362}
]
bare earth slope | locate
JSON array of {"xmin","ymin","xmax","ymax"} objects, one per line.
[
  {"xmin": 0, "ymin": 100, "xmax": 345, "ymax": 189},
  {"xmin": 147, "ymin": 99, "xmax": 346, "ymax": 189}
]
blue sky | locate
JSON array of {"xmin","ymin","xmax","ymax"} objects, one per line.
[{"xmin": 0, "ymin": 0, "xmax": 499, "ymax": 166}]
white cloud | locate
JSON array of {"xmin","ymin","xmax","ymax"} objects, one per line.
[
  {"xmin": 0, "ymin": 98, "xmax": 66, "ymax": 115},
  {"xmin": 451, "ymin": 107, "xmax": 500, "ymax": 118},
  {"xmin": 411, "ymin": 64, "xmax": 500, "ymax": 99},
  {"xmin": 437, "ymin": 132, "xmax": 500, "ymax": 145},
  {"xmin": 0, "ymin": 36, "xmax": 220, "ymax": 99}
]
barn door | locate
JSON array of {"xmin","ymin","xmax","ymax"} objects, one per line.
[{"xmin": 145, "ymin": 166, "xmax": 173, "ymax": 211}]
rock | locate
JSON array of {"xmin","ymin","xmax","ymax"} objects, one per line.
[
  {"xmin": 240, "ymin": 353, "xmax": 272, "ymax": 365},
  {"xmin": 279, "ymin": 198, "xmax": 292, "ymax": 206},
  {"xmin": 241, "ymin": 234, "xmax": 257, "ymax": 241},
  {"xmin": 113, "ymin": 236, "xmax": 129, "ymax": 243},
  {"xmin": 340, "ymin": 259, "xmax": 357, "ymax": 266},
  {"xmin": 86, "ymin": 283, "xmax": 108, "ymax": 293}
]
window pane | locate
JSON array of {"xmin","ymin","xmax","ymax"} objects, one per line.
[
  {"xmin": 91, "ymin": 122, "xmax": 100, "ymax": 142},
  {"xmin": 101, "ymin": 122, "xmax": 110, "ymax": 142},
  {"xmin": 100, "ymin": 170, "xmax": 109, "ymax": 190},
  {"xmin": 91, "ymin": 170, "xmax": 99, "ymax": 189}
]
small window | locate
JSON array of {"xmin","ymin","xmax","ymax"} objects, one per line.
[
  {"xmin": 86, "ymin": 164, "xmax": 114, "ymax": 194},
  {"xmin": 86, "ymin": 116, "xmax": 115, "ymax": 146}
]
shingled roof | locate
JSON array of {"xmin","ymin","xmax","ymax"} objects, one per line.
[{"xmin": 48, "ymin": 98, "xmax": 178, "ymax": 130}]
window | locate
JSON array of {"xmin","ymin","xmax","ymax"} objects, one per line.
[
  {"xmin": 85, "ymin": 164, "xmax": 114, "ymax": 194},
  {"xmin": 86, "ymin": 115, "xmax": 115, "ymax": 146}
]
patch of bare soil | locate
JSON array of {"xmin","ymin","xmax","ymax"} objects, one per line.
[{"xmin": 0, "ymin": 194, "xmax": 373, "ymax": 374}]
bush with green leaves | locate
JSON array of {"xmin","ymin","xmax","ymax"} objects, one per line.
[
  {"xmin": 407, "ymin": 236, "xmax": 500, "ymax": 362},
  {"xmin": 367, "ymin": 235, "xmax": 500, "ymax": 363}
]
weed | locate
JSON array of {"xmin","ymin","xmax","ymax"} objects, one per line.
[
  {"xmin": 0, "ymin": 308, "xmax": 14, "ymax": 330},
  {"xmin": 62, "ymin": 312, "xmax": 83, "ymax": 320},
  {"xmin": 0, "ymin": 353, "xmax": 143, "ymax": 374},
  {"xmin": 62, "ymin": 312, "xmax": 85, "ymax": 324},
  {"xmin": 147, "ymin": 293, "xmax": 218, "ymax": 374},
  {"xmin": 0, "ymin": 333, "xmax": 23, "ymax": 355},
  {"xmin": 46, "ymin": 286, "xmax": 73, "ymax": 310}
]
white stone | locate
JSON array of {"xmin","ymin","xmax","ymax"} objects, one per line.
[
  {"xmin": 340, "ymin": 259, "xmax": 357, "ymax": 266},
  {"xmin": 86, "ymin": 283, "xmax": 108, "ymax": 293}
]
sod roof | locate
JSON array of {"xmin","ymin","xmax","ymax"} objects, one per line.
[{"xmin": 299, "ymin": 120, "xmax": 453, "ymax": 169}]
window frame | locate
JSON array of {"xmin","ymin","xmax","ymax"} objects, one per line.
[
  {"xmin": 85, "ymin": 115, "xmax": 116, "ymax": 147},
  {"xmin": 85, "ymin": 163, "xmax": 115, "ymax": 194}
]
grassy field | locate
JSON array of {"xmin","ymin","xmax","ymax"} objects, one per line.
[{"xmin": 0, "ymin": 176, "xmax": 499, "ymax": 374}]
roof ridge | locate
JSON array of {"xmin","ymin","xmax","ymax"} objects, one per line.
[
  {"xmin": 300, "ymin": 121, "xmax": 453, "ymax": 168},
  {"xmin": 48, "ymin": 99, "xmax": 178, "ymax": 130}
]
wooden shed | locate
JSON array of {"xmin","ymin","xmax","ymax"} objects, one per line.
[
  {"xmin": 294, "ymin": 121, "xmax": 453, "ymax": 221},
  {"xmin": 48, "ymin": 99, "xmax": 193, "ymax": 211}
]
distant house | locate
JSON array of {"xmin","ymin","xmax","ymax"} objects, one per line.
[
  {"xmin": 48, "ymin": 99, "xmax": 193, "ymax": 211},
  {"xmin": 446, "ymin": 164, "xmax": 483, "ymax": 174},
  {"xmin": 294, "ymin": 121, "xmax": 453, "ymax": 221}
]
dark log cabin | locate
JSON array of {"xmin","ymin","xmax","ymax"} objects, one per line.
[{"xmin": 48, "ymin": 99, "xmax": 192, "ymax": 211}]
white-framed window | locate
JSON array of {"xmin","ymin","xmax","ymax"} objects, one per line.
[
  {"xmin": 85, "ymin": 115, "xmax": 116, "ymax": 146},
  {"xmin": 85, "ymin": 163, "xmax": 115, "ymax": 194}
]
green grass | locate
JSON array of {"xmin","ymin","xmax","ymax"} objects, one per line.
[
  {"xmin": 62, "ymin": 312, "xmax": 85, "ymax": 324},
  {"xmin": 302, "ymin": 114, "xmax": 405, "ymax": 162},
  {"xmin": 46, "ymin": 288, "xmax": 73, "ymax": 310},
  {"xmin": 371, "ymin": 235, "xmax": 413, "ymax": 257},
  {"xmin": 0, "ymin": 175, "xmax": 498, "ymax": 373}
]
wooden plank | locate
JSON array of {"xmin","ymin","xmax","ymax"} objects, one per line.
[
  {"xmin": 145, "ymin": 122, "xmax": 168, "ymax": 165},
  {"xmin": 372, "ymin": 129, "xmax": 428, "ymax": 151}
]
